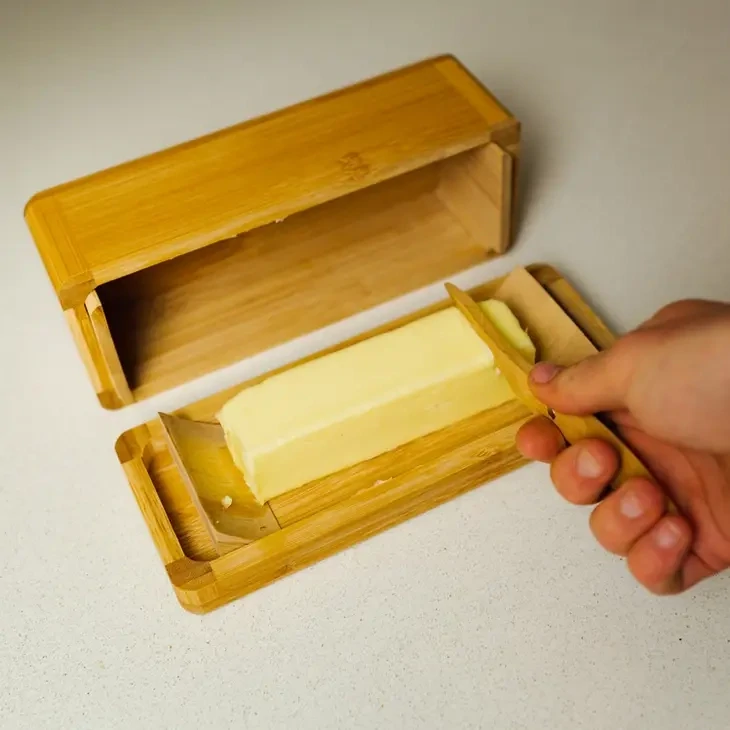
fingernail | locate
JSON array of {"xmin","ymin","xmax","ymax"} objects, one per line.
[
  {"xmin": 620, "ymin": 491, "xmax": 644, "ymax": 519},
  {"xmin": 576, "ymin": 448, "xmax": 602, "ymax": 478},
  {"xmin": 654, "ymin": 521, "xmax": 684, "ymax": 549},
  {"xmin": 531, "ymin": 362, "xmax": 562, "ymax": 384}
]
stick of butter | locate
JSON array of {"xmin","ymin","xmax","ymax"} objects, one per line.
[{"xmin": 218, "ymin": 300, "xmax": 535, "ymax": 504}]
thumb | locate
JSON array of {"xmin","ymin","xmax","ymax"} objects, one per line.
[{"xmin": 528, "ymin": 347, "xmax": 634, "ymax": 415}]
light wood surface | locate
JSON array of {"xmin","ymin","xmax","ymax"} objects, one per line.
[
  {"xmin": 84, "ymin": 292, "xmax": 134, "ymax": 407},
  {"xmin": 24, "ymin": 54, "xmax": 520, "ymax": 407},
  {"xmin": 115, "ymin": 264, "xmax": 614, "ymax": 613},
  {"xmin": 98, "ymin": 149, "xmax": 508, "ymax": 401},
  {"xmin": 26, "ymin": 54, "xmax": 514, "ymax": 305},
  {"xmin": 437, "ymin": 143, "xmax": 513, "ymax": 253}
]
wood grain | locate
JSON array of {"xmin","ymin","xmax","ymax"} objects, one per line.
[
  {"xmin": 84, "ymin": 292, "xmax": 134, "ymax": 406},
  {"xmin": 24, "ymin": 54, "xmax": 519, "ymax": 407},
  {"xmin": 437, "ymin": 143, "xmax": 513, "ymax": 253},
  {"xmin": 26, "ymin": 54, "xmax": 517, "ymax": 307},
  {"xmin": 64, "ymin": 306, "xmax": 113, "ymax": 406},
  {"xmin": 97, "ymin": 161, "xmax": 491, "ymax": 400},
  {"xmin": 116, "ymin": 264, "xmax": 614, "ymax": 613}
]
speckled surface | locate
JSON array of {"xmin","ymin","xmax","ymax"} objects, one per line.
[{"xmin": 2, "ymin": 1, "xmax": 730, "ymax": 728}]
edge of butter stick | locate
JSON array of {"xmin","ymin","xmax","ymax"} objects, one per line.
[{"xmin": 218, "ymin": 299, "xmax": 535, "ymax": 504}]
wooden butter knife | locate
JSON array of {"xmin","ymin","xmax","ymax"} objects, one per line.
[{"xmin": 445, "ymin": 282, "xmax": 675, "ymax": 507}]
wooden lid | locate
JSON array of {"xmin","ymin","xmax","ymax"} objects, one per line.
[
  {"xmin": 25, "ymin": 55, "xmax": 520, "ymax": 408},
  {"xmin": 25, "ymin": 55, "xmax": 516, "ymax": 310}
]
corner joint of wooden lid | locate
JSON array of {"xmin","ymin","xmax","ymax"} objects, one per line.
[{"xmin": 58, "ymin": 274, "xmax": 96, "ymax": 310}]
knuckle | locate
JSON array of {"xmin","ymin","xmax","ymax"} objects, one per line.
[
  {"xmin": 613, "ymin": 329, "xmax": 649, "ymax": 355},
  {"xmin": 654, "ymin": 298, "xmax": 709, "ymax": 321}
]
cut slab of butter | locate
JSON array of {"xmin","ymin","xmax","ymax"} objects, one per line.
[{"xmin": 218, "ymin": 299, "xmax": 535, "ymax": 504}]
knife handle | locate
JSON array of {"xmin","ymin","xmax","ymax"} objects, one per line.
[{"xmin": 550, "ymin": 411, "xmax": 678, "ymax": 515}]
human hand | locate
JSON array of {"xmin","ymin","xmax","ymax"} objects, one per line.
[{"xmin": 516, "ymin": 299, "xmax": 730, "ymax": 594}]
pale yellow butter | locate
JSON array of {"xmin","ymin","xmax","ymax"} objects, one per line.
[{"xmin": 218, "ymin": 300, "xmax": 534, "ymax": 504}]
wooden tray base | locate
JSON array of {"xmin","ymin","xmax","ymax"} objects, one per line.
[{"xmin": 115, "ymin": 264, "xmax": 614, "ymax": 613}]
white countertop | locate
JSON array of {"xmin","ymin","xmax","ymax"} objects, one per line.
[{"xmin": 2, "ymin": 1, "xmax": 730, "ymax": 728}]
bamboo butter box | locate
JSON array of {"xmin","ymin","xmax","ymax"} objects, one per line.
[{"xmin": 26, "ymin": 56, "xmax": 613, "ymax": 613}]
